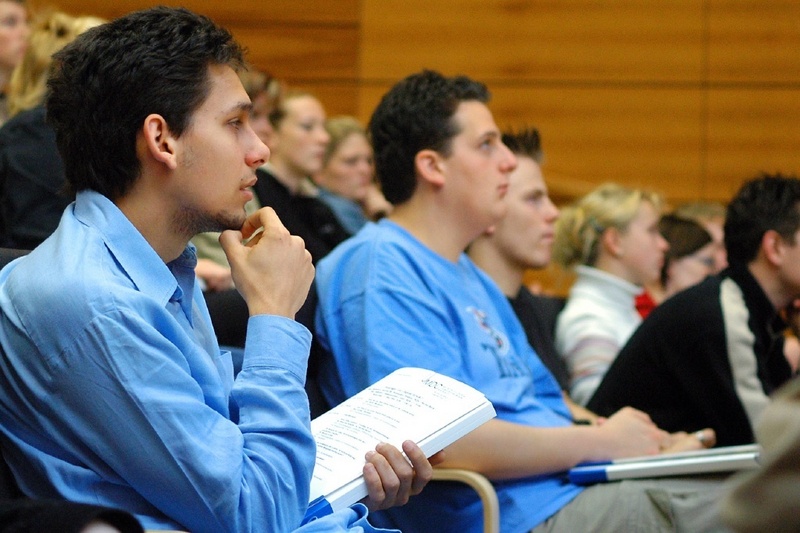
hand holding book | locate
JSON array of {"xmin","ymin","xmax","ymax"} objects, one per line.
[{"xmin": 304, "ymin": 367, "xmax": 496, "ymax": 523}]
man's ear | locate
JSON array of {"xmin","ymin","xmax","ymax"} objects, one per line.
[
  {"xmin": 142, "ymin": 114, "xmax": 178, "ymax": 170},
  {"xmin": 414, "ymin": 148, "xmax": 445, "ymax": 187},
  {"xmin": 761, "ymin": 229, "xmax": 784, "ymax": 266}
]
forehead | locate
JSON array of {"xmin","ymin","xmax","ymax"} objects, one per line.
[
  {"xmin": 0, "ymin": 1, "xmax": 24, "ymax": 12},
  {"xmin": 196, "ymin": 64, "xmax": 250, "ymax": 115},
  {"xmin": 336, "ymin": 131, "xmax": 370, "ymax": 152},
  {"xmin": 451, "ymin": 100, "xmax": 499, "ymax": 138},
  {"xmin": 631, "ymin": 200, "xmax": 660, "ymax": 224},
  {"xmin": 509, "ymin": 156, "xmax": 544, "ymax": 190},
  {"xmin": 284, "ymin": 95, "xmax": 324, "ymax": 118}
]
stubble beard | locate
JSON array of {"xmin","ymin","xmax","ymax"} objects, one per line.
[{"xmin": 174, "ymin": 205, "xmax": 247, "ymax": 238}]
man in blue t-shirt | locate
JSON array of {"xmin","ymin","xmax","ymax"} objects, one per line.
[{"xmin": 315, "ymin": 70, "xmax": 728, "ymax": 532}]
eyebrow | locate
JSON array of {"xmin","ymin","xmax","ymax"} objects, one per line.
[{"xmin": 224, "ymin": 101, "xmax": 254, "ymax": 115}]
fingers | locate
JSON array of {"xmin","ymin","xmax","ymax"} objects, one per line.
[
  {"xmin": 402, "ymin": 440, "xmax": 433, "ymax": 496},
  {"xmin": 694, "ymin": 428, "xmax": 716, "ymax": 448},
  {"xmin": 239, "ymin": 207, "xmax": 284, "ymax": 241},
  {"xmin": 362, "ymin": 444, "xmax": 407, "ymax": 511},
  {"xmin": 362, "ymin": 441, "xmax": 431, "ymax": 511}
]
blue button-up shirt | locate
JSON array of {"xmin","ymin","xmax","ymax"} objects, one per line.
[{"xmin": 0, "ymin": 191, "xmax": 328, "ymax": 531}]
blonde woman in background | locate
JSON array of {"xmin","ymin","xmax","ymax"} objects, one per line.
[
  {"xmin": 313, "ymin": 115, "xmax": 391, "ymax": 234},
  {"xmin": 0, "ymin": 10, "xmax": 104, "ymax": 248},
  {"xmin": 554, "ymin": 183, "xmax": 668, "ymax": 405},
  {"xmin": 0, "ymin": 0, "xmax": 28, "ymax": 125}
]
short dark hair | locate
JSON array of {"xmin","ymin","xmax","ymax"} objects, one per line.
[
  {"xmin": 501, "ymin": 128, "xmax": 543, "ymax": 163},
  {"xmin": 46, "ymin": 6, "xmax": 245, "ymax": 199},
  {"xmin": 368, "ymin": 70, "xmax": 489, "ymax": 205},
  {"xmin": 725, "ymin": 173, "xmax": 800, "ymax": 265}
]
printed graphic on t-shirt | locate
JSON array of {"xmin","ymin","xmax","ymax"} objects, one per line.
[{"xmin": 466, "ymin": 306, "xmax": 528, "ymax": 378}]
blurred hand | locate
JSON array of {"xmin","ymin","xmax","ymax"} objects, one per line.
[
  {"xmin": 195, "ymin": 258, "xmax": 234, "ymax": 292},
  {"xmin": 598, "ymin": 407, "xmax": 668, "ymax": 458},
  {"xmin": 660, "ymin": 428, "xmax": 716, "ymax": 454}
]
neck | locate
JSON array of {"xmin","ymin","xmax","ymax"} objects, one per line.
[
  {"xmin": 115, "ymin": 186, "xmax": 189, "ymax": 263},
  {"xmin": 468, "ymin": 240, "xmax": 523, "ymax": 296},
  {"xmin": 389, "ymin": 199, "xmax": 481, "ymax": 263},
  {"xmin": 594, "ymin": 254, "xmax": 642, "ymax": 287}
]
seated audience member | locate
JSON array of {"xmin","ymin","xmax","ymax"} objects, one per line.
[
  {"xmin": 649, "ymin": 213, "xmax": 716, "ymax": 303},
  {"xmin": 0, "ymin": 498, "xmax": 143, "ymax": 532},
  {"xmin": 467, "ymin": 127, "xmax": 596, "ymax": 422},
  {"xmin": 0, "ymin": 0, "xmax": 27, "ymax": 126},
  {"xmin": 256, "ymin": 90, "xmax": 350, "ymax": 263},
  {"xmin": 313, "ymin": 115, "xmax": 391, "ymax": 234},
  {"xmin": 674, "ymin": 199, "xmax": 728, "ymax": 273},
  {"xmin": 553, "ymin": 183, "xmax": 669, "ymax": 405},
  {"xmin": 0, "ymin": 11, "xmax": 103, "ymax": 249},
  {"xmin": 720, "ymin": 376, "xmax": 800, "ymax": 532},
  {"xmin": 315, "ymin": 70, "xmax": 723, "ymax": 533},
  {"xmin": 588, "ymin": 174, "xmax": 798, "ymax": 446},
  {"xmin": 0, "ymin": 8, "xmax": 432, "ymax": 531}
]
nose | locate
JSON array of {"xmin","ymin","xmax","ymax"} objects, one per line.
[
  {"xmin": 547, "ymin": 199, "xmax": 560, "ymax": 221},
  {"xmin": 500, "ymin": 144, "xmax": 517, "ymax": 173},
  {"xmin": 318, "ymin": 126, "xmax": 331, "ymax": 145},
  {"xmin": 658, "ymin": 234, "xmax": 669, "ymax": 252},
  {"xmin": 247, "ymin": 131, "xmax": 270, "ymax": 169}
]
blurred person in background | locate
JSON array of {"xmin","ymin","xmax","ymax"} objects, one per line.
[
  {"xmin": 314, "ymin": 115, "xmax": 391, "ymax": 234},
  {"xmin": 0, "ymin": 10, "xmax": 103, "ymax": 249}
]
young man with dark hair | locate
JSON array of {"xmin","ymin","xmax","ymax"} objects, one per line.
[
  {"xmin": 315, "ymin": 70, "xmax": 723, "ymax": 532},
  {"xmin": 0, "ymin": 7, "xmax": 431, "ymax": 532},
  {"xmin": 589, "ymin": 174, "xmax": 799, "ymax": 446}
]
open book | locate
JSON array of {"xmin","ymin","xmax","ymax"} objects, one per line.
[
  {"xmin": 568, "ymin": 444, "xmax": 761, "ymax": 485},
  {"xmin": 303, "ymin": 367, "xmax": 496, "ymax": 523}
]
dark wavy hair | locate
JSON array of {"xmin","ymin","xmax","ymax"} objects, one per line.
[
  {"xmin": 725, "ymin": 173, "xmax": 800, "ymax": 265},
  {"xmin": 368, "ymin": 70, "xmax": 489, "ymax": 205},
  {"xmin": 46, "ymin": 6, "xmax": 245, "ymax": 200}
]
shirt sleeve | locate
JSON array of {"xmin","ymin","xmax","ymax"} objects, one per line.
[{"xmin": 40, "ymin": 307, "xmax": 315, "ymax": 532}]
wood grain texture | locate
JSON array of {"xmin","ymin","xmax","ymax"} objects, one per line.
[
  {"xmin": 67, "ymin": 0, "xmax": 359, "ymax": 25},
  {"xmin": 706, "ymin": 89, "xmax": 800, "ymax": 200},
  {"xmin": 359, "ymin": 0, "xmax": 705, "ymax": 82},
  {"xmin": 708, "ymin": 1, "xmax": 800, "ymax": 83}
]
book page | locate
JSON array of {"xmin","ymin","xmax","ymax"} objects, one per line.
[{"xmin": 309, "ymin": 367, "xmax": 493, "ymax": 503}]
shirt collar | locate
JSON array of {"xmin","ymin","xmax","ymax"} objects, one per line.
[
  {"xmin": 575, "ymin": 265, "xmax": 642, "ymax": 298},
  {"xmin": 73, "ymin": 190, "xmax": 197, "ymax": 307}
]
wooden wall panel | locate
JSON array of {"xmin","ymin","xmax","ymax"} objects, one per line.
[
  {"xmin": 490, "ymin": 86, "xmax": 706, "ymax": 202},
  {"xmin": 64, "ymin": 0, "xmax": 359, "ymax": 25},
  {"xmin": 708, "ymin": 1, "xmax": 800, "ymax": 83},
  {"xmin": 233, "ymin": 26, "xmax": 358, "ymax": 81},
  {"xmin": 707, "ymin": 89, "xmax": 800, "ymax": 200},
  {"xmin": 360, "ymin": 0, "xmax": 704, "ymax": 83}
]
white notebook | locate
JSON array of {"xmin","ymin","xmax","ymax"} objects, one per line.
[{"xmin": 568, "ymin": 444, "xmax": 761, "ymax": 485}]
